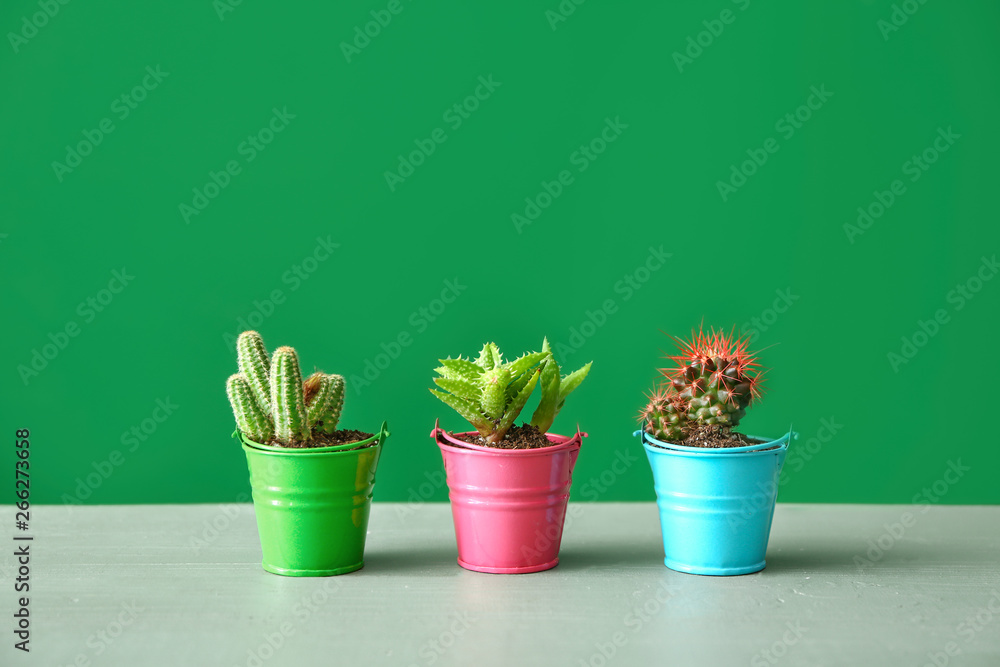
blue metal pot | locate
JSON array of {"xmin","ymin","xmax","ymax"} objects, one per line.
[{"xmin": 637, "ymin": 428, "xmax": 792, "ymax": 576}]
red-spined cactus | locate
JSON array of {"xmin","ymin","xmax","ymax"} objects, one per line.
[{"xmin": 641, "ymin": 327, "xmax": 765, "ymax": 442}]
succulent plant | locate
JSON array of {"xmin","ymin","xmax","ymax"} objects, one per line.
[
  {"xmin": 305, "ymin": 372, "xmax": 345, "ymax": 435},
  {"xmin": 640, "ymin": 327, "xmax": 764, "ymax": 442},
  {"xmin": 227, "ymin": 373, "xmax": 275, "ymax": 443},
  {"xmin": 430, "ymin": 342, "xmax": 548, "ymax": 444},
  {"xmin": 431, "ymin": 340, "xmax": 591, "ymax": 444},
  {"xmin": 530, "ymin": 338, "xmax": 592, "ymax": 434},
  {"xmin": 227, "ymin": 331, "xmax": 346, "ymax": 445}
]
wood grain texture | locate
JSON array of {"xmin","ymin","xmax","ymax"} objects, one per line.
[{"xmin": 3, "ymin": 503, "xmax": 998, "ymax": 666}]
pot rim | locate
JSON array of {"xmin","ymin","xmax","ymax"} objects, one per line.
[
  {"xmin": 237, "ymin": 420, "xmax": 389, "ymax": 455},
  {"xmin": 432, "ymin": 419, "xmax": 586, "ymax": 456},
  {"xmin": 636, "ymin": 427, "xmax": 794, "ymax": 457}
]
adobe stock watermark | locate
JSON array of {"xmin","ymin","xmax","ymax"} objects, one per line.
[
  {"xmin": 779, "ymin": 417, "xmax": 841, "ymax": 484},
  {"xmin": 522, "ymin": 448, "xmax": 640, "ymax": 562},
  {"xmin": 553, "ymin": 246, "xmax": 670, "ymax": 357},
  {"xmin": 18, "ymin": 268, "xmax": 135, "ymax": 386},
  {"xmin": 7, "ymin": 0, "xmax": 73, "ymax": 54},
  {"xmin": 51, "ymin": 65, "xmax": 170, "ymax": 182},
  {"xmin": 221, "ymin": 236, "xmax": 340, "ymax": 349},
  {"xmin": 853, "ymin": 459, "xmax": 970, "ymax": 569},
  {"xmin": 750, "ymin": 622, "xmax": 808, "ymax": 666},
  {"xmin": 843, "ymin": 126, "xmax": 960, "ymax": 243},
  {"xmin": 61, "ymin": 397, "xmax": 179, "ymax": 507},
  {"xmin": 61, "ymin": 601, "xmax": 145, "ymax": 666},
  {"xmin": 340, "ymin": 0, "xmax": 416, "ymax": 63},
  {"xmin": 350, "ymin": 277, "xmax": 467, "ymax": 394},
  {"xmin": 179, "ymin": 106, "xmax": 296, "ymax": 223},
  {"xmin": 887, "ymin": 254, "xmax": 996, "ymax": 373},
  {"xmin": 512, "ymin": 116, "xmax": 628, "ymax": 234},
  {"xmin": 717, "ymin": 84, "xmax": 833, "ymax": 202},
  {"xmin": 394, "ymin": 470, "xmax": 446, "ymax": 522},
  {"xmin": 544, "ymin": 0, "xmax": 589, "ymax": 31},
  {"xmin": 953, "ymin": 589, "xmax": 1000, "ymax": 647},
  {"xmin": 188, "ymin": 493, "xmax": 251, "ymax": 551},
  {"xmin": 213, "ymin": 0, "xmax": 252, "ymax": 21},
  {"xmin": 918, "ymin": 589, "xmax": 1000, "ymax": 667},
  {"xmin": 730, "ymin": 418, "xmax": 842, "ymax": 530},
  {"xmin": 236, "ymin": 577, "xmax": 344, "ymax": 667},
  {"xmin": 877, "ymin": 0, "xmax": 932, "ymax": 41},
  {"xmin": 405, "ymin": 612, "xmax": 478, "ymax": 667},
  {"xmin": 577, "ymin": 582, "xmax": 680, "ymax": 667},
  {"xmin": 739, "ymin": 288, "xmax": 799, "ymax": 345},
  {"xmin": 672, "ymin": 0, "xmax": 752, "ymax": 73},
  {"xmin": 384, "ymin": 76, "xmax": 501, "ymax": 192}
]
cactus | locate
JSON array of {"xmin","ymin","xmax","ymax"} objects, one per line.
[
  {"xmin": 430, "ymin": 342, "xmax": 548, "ymax": 444},
  {"xmin": 530, "ymin": 337, "xmax": 592, "ymax": 434},
  {"xmin": 640, "ymin": 327, "xmax": 764, "ymax": 442},
  {"xmin": 270, "ymin": 346, "xmax": 310, "ymax": 443},
  {"xmin": 237, "ymin": 331, "xmax": 271, "ymax": 412},
  {"xmin": 227, "ymin": 374, "xmax": 274, "ymax": 443},
  {"xmin": 225, "ymin": 331, "xmax": 350, "ymax": 446},
  {"xmin": 638, "ymin": 387, "xmax": 688, "ymax": 442},
  {"xmin": 305, "ymin": 372, "xmax": 345, "ymax": 435}
]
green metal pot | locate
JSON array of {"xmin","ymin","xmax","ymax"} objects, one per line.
[{"xmin": 237, "ymin": 422, "xmax": 388, "ymax": 576}]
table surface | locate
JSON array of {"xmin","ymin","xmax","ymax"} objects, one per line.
[{"xmin": 3, "ymin": 503, "xmax": 998, "ymax": 667}]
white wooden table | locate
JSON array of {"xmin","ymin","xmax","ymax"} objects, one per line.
[{"xmin": 4, "ymin": 503, "xmax": 998, "ymax": 666}]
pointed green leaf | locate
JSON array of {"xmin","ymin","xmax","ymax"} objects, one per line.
[
  {"xmin": 429, "ymin": 389, "xmax": 492, "ymax": 432},
  {"xmin": 497, "ymin": 368, "xmax": 539, "ymax": 435},
  {"xmin": 530, "ymin": 358, "xmax": 561, "ymax": 433},
  {"xmin": 558, "ymin": 362, "xmax": 592, "ymax": 404},
  {"xmin": 476, "ymin": 343, "xmax": 499, "ymax": 370},
  {"xmin": 436, "ymin": 357, "xmax": 483, "ymax": 381},
  {"xmin": 433, "ymin": 377, "xmax": 482, "ymax": 403},
  {"xmin": 504, "ymin": 351, "xmax": 547, "ymax": 378},
  {"xmin": 479, "ymin": 368, "xmax": 510, "ymax": 420}
]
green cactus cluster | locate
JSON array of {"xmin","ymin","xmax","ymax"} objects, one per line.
[
  {"xmin": 640, "ymin": 327, "xmax": 764, "ymax": 442},
  {"xmin": 226, "ymin": 331, "xmax": 345, "ymax": 445},
  {"xmin": 430, "ymin": 339, "xmax": 591, "ymax": 445}
]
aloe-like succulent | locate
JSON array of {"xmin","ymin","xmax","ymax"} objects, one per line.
[
  {"xmin": 431, "ymin": 340, "xmax": 591, "ymax": 444},
  {"xmin": 530, "ymin": 338, "xmax": 592, "ymax": 434},
  {"xmin": 227, "ymin": 331, "xmax": 346, "ymax": 445},
  {"xmin": 640, "ymin": 327, "xmax": 764, "ymax": 442},
  {"xmin": 430, "ymin": 342, "xmax": 548, "ymax": 444}
]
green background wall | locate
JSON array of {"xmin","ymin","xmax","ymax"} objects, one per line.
[{"xmin": 4, "ymin": 1, "xmax": 998, "ymax": 505}]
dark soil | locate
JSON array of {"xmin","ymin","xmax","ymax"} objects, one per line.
[
  {"xmin": 273, "ymin": 429, "xmax": 375, "ymax": 450},
  {"xmin": 455, "ymin": 423, "xmax": 554, "ymax": 450},
  {"xmin": 660, "ymin": 424, "xmax": 768, "ymax": 449}
]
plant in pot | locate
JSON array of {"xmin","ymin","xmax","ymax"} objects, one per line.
[
  {"xmin": 227, "ymin": 331, "xmax": 389, "ymax": 577},
  {"xmin": 634, "ymin": 327, "xmax": 792, "ymax": 576},
  {"xmin": 429, "ymin": 339, "xmax": 591, "ymax": 574}
]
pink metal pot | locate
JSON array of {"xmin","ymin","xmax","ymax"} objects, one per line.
[{"xmin": 431, "ymin": 420, "xmax": 585, "ymax": 574}]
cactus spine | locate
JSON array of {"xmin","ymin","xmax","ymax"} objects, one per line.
[
  {"xmin": 227, "ymin": 374, "xmax": 274, "ymax": 443},
  {"xmin": 237, "ymin": 331, "xmax": 271, "ymax": 412},
  {"xmin": 226, "ymin": 331, "xmax": 351, "ymax": 446},
  {"xmin": 270, "ymin": 346, "xmax": 310, "ymax": 443},
  {"xmin": 640, "ymin": 327, "xmax": 764, "ymax": 442},
  {"xmin": 305, "ymin": 372, "xmax": 345, "ymax": 435}
]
